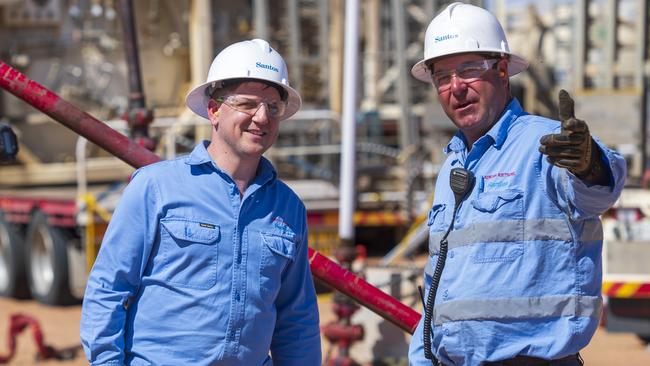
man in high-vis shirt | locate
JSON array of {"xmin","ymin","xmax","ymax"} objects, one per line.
[
  {"xmin": 408, "ymin": 3, "xmax": 626, "ymax": 366},
  {"xmin": 80, "ymin": 39, "xmax": 321, "ymax": 365}
]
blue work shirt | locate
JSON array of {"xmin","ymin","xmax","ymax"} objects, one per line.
[
  {"xmin": 81, "ymin": 141, "xmax": 321, "ymax": 366},
  {"xmin": 409, "ymin": 99, "xmax": 626, "ymax": 366}
]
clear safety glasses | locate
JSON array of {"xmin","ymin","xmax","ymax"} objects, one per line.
[
  {"xmin": 215, "ymin": 95, "xmax": 287, "ymax": 119},
  {"xmin": 430, "ymin": 58, "xmax": 501, "ymax": 92}
]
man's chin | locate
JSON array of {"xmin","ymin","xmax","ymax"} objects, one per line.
[
  {"xmin": 452, "ymin": 116, "xmax": 480, "ymax": 129},
  {"xmin": 241, "ymin": 144, "xmax": 270, "ymax": 157}
]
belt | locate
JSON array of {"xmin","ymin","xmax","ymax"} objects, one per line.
[{"xmin": 485, "ymin": 353, "xmax": 583, "ymax": 366}]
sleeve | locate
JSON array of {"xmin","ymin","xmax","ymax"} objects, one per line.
[
  {"xmin": 269, "ymin": 205, "xmax": 322, "ymax": 365},
  {"xmin": 80, "ymin": 169, "xmax": 160, "ymax": 365},
  {"xmin": 408, "ymin": 258, "xmax": 434, "ymax": 366},
  {"xmin": 408, "ymin": 314, "xmax": 429, "ymax": 366},
  {"xmin": 541, "ymin": 137, "xmax": 626, "ymax": 220}
]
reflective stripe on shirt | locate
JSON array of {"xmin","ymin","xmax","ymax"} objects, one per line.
[
  {"xmin": 429, "ymin": 218, "xmax": 603, "ymax": 253},
  {"xmin": 434, "ymin": 295, "xmax": 602, "ymax": 325}
]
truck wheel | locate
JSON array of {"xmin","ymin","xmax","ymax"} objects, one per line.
[
  {"xmin": 0, "ymin": 212, "xmax": 29, "ymax": 299},
  {"xmin": 25, "ymin": 211, "xmax": 76, "ymax": 305}
]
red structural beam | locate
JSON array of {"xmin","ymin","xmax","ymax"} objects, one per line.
[
  {"xmin": 0, "ymin": 63, "xmax": 160, "ymax": 169},
  {"xmin": 0, "ymin": 61, "xmax": 421, "ymax": 334}
]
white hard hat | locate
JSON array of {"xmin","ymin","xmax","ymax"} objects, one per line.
[
  {"xmin": 186, "ymin": 39, "xmax": 301, "ymax": 120},
  {"xmin": 411, "ymin": 2, "xmax": 529, "ymax": 83}
]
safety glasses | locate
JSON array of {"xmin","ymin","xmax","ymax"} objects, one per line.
[
  {"xmin": 430, "ymin": 58, "xmax": 501, "ymax": 92},
  {"xmin": 215, "ymin": 95, "xmax": 287, "ymax": 119}
]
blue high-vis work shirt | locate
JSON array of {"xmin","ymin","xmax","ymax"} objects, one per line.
[
  {"xmin": 80, "ymin": 142, "xmax": 321, "ymax": 366},
  {"xmin": 408, "ymin": 99, "xmax": 626, "ymax": 366}
]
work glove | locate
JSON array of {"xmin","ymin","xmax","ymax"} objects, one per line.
[{"xmin": 539, "ymin": 89, "xmax": 595, "ymax": 177}]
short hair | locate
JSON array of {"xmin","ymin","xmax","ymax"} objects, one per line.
[{"xmin": 209, "ymin": 78, "xmax": 288, "ymax": 102}]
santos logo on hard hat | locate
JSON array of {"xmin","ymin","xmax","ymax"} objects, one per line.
[
  {"xmin": 256, "ymin": 62, "xmax": 279, "ymax": 72},
  {"xmin": 434, "ymin": 34, "xmax": 459, "ymax": 43}
]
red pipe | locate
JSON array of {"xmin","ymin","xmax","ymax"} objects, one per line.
[
  {"xmin": 0, "ymin": 61, "xmax": 421, "ymax": 334},
  {"xmin": 0, "ymin": 63, "xmax": 160, "ymax": 169},
  {"xmin": 309, "ymin": 249, "xmax": 419, "ymax": 333}
]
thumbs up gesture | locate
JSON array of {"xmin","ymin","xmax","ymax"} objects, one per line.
[{"xmin": 539, "ymin": 89, "xmax": 595, "ymax": 177}]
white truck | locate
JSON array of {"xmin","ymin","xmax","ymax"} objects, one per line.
[{"xmin": 601, "ymin": 187, "xmax": 650, "ymax": 344}]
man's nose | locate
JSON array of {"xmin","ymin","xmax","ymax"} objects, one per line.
[
  {"xmin": 252, "ymin": 103, "xmax": 270, "ymax": 123},
  {"xmin": 449, "ymin": 73, "xmax": 467, "ymax": 93}
]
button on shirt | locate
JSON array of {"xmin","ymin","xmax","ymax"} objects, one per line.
[
  {"xmin": 81, "ymin": 142, "xmax": 321, "ymax": 366},
  {"xmin": 408, "ymin": 99, "xmax": 626, "ymax": 366}
]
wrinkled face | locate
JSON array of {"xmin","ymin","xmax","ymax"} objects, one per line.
[
  {"xmin": 430, "ymin": 53, "xmax": 510, "ymax": 146},
  {"xmin": 207, "ymin": 81, "xmax": 282, "ymax": 159}
]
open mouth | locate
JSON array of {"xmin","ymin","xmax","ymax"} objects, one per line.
[
  {"xmin": 246, "ymin": 129, "xmax": 266, "ymax": 136},
  {"xmin": 455, "ymin": 101, "xmax": 473, "ymax": 110}
]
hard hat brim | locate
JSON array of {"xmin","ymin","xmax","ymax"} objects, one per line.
[
  {"xmin": 411, "ymin": 51, "xmax": 529, "ymax": 83},
  {"xmin": 185, "ymin": 77, "xmax": 302, "ymax": 121}
]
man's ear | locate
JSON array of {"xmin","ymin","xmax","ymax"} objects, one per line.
[
  {"xmin": 207, "ymin": 99, "xmax": 220, "ymax": 126},
  {"xmin": 497, "ymin": 59, "xmax": 508, "ymax": 78},
  {"xmin": 497, "ymin": 60, "xmax": 509, "ymax": 88}
]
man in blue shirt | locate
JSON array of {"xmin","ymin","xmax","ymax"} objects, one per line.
[
  {"xmin": 80, "ymin": 39, "xmax": 321, "ymax": 365},
  {"xmin": 408, "ymin": 3, "xmax": 626, "ymax": 366}
]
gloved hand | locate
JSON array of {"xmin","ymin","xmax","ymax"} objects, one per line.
[{"xmin": 539, "ymin": 89, "xmax": 595, "ymax": 177}]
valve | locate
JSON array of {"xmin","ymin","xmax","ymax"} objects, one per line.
[{"xmin": 0, "ymin": 122, "xmax": 18, "ymax": 163}]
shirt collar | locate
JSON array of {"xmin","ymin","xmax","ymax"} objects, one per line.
[
  {"xmin": 186, "ymin": 140, "xmax": 214, "ymax": 165},
  {"xmin": 444, "ymin": 98, "xmax": 525, "ymax": 154},
  {"xmin": 185, "ymin": 140, "xmax": 277, "ymax": 185},
  {"xmin": 489, "ymin": 98, "xmax": 523, "ymax": 149},
  {"xmin": 444, "ymin": 131, "xmax": 468, "ymax": 154}
]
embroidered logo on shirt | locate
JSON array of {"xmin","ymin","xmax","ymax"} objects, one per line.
[
  {"xmin": 199, "ymin": 222, "xmax": 216, "ymax": 229},
  {"xmin": 483, "ymin": 171, "xmax": 516, "ymax": 181},
  {"xmin": 482, "ymin": 172, "xmax": 516, "ymax": 191},
  {"xmin": 272, "ymin": 216, "xmax": 294, "ymax": 236}
]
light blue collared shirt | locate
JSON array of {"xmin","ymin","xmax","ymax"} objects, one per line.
[
  {"xmin": 409, "ymin": 99, "xmax": 626, "ymax": 365},
  {"xmin": 81, "ymin": 141, "xmax": 321, "ymax": 366}
]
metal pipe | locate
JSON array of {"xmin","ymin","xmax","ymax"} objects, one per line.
[
  {"xmin": 362, "ymin": 0, "xmax": 380, "ymax": 110},
  {"xmin": 338, "ymin": 0, "xmax": 359, "ymax": 243},
  {"xmin": 118, "ymin": 0, "xmax": 146, "ymax": 110},
  {"xmin": 393, "ymin": 0, "xmax": 415, "ymax": 152},
  {"xmin": 117, "ymin": 0, "xmax": 155, "ymax": 150},
  {"xmin": 253, "ymin": 0, "xmax": 269, "ymax": 40},
  {"xmin": 0, "ymin": 60, "xmax": 421, "ymax": 334},
  {"xmin": 574, "ymin": 0, "xmax": 587, "ymax": 91},
  {"xmin": 603, "ymin": 0, "xmax": 617, "ymax": 89},
  {"xmin": 637, "ymin": 0, "xmax": 648, "ymax": 176},
  {"xmin": 189, "ymin": 0, "xmax": 213, "ymax": 88},
  {"xmin": 287, "ymin": 0, "xmax": 303, "ymax": 93},
  {"xmin": 189, "ymin": 0, "xmax": 213, "ymax": 143}
]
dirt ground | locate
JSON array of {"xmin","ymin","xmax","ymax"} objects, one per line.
[{"xmin": 0, "ymin": 297, "xmax": 649, "ymax": 365}]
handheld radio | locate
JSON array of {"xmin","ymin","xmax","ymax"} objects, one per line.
[{"xmin": 449, "ymin": 168, "xmax": 474, "ymax": 204}]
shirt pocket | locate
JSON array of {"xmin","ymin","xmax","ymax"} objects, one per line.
[
  {"xmin": 260, "ymin": 232, "xmax": 296, "ymax": 303},
  {"xmin": 427, "ymin": 204, "xmax": 448, "ymax": 255},
  {"xmin": 469, "ymin": 189, "xmax": 524, "ymax": 263},
  {"xmin": 159, "ymin": 218, "xmax": 220, "ymax": 289},
  {"xmin": 428, "ymin": 204, "xmax": 448, "ymax": 232}
]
